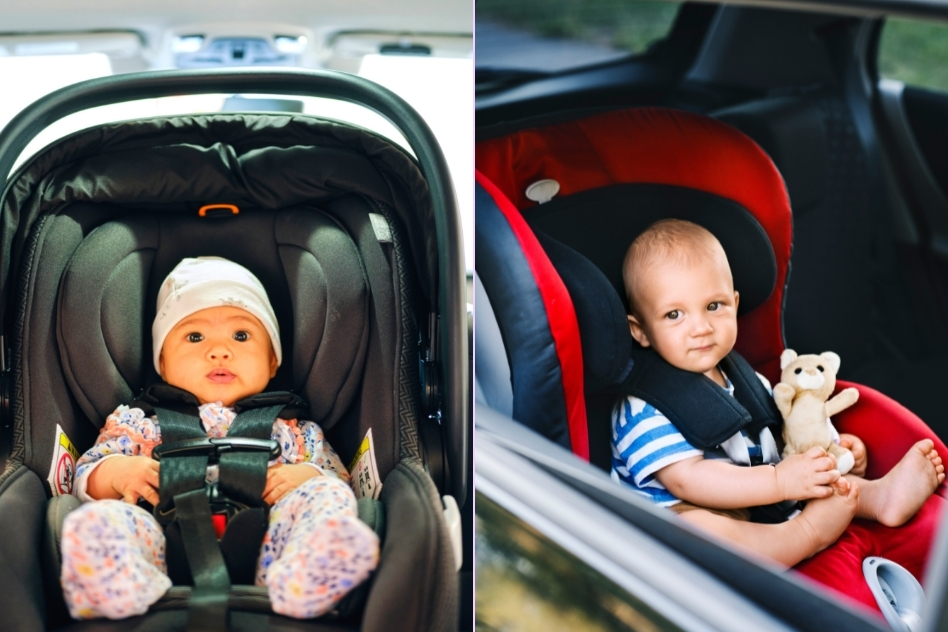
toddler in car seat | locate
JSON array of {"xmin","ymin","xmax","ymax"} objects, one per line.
[
  {"xmin": 611, "ymin": 219, "xmax": 945, "ymax": 566},
  {"xmin": 60, "ymin": 256, "xmax": 379, "ymax": 620}
]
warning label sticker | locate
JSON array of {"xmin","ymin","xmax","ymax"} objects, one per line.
[
  {"xmin": 47, "ymin": 424, "xmax": 79, "ymax": 497},
  {"xmin": 348, "ymin": 428, "xmax": 382, "ymax": 500}
]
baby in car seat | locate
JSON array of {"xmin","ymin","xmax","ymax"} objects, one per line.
[
  {"xmin": 60, "ymin": 256, "xmax": 379, "ymax": 620},
  {"xmin": 611, "ymin": 218, "xmax": 946, "ymax": 566}
]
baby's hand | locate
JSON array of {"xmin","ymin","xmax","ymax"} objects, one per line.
[
  {"xmin": 263, "ymin": 463, "xmax": 322, "ymax": 505},
  {"xmin": 774, "ymin": 446, "xmax": 840, "ymax": 501},
  {"xmin": 838, "ymin": 433, "xmax": 867, "ymax": 477},
  {"xmin": 88, "ymin": 455, "xmax": 160, "ymax": 505}
]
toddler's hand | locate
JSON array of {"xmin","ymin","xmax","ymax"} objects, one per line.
[
  {"xmin": 88, "ymin": 455, "xmax": 160, "ymax": 505},
  {"xmin": 775, "ymin": 446, "xmax": 840, "ymax": 501},
  {"xmin": 263, "ymin": 463, "xmax": 322, "ymax": 505},
  {"xmin": 838, "ymin": 433, "xmax": 867, "ymax": 477}
]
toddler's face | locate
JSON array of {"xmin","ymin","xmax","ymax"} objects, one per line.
[
  {"xmin": 159, "ymin": 306, "xmax": 278, "ymax": 406},
  {"xmin": 628, "ymin": 253, "xmax": 739, "ymax": 381}
]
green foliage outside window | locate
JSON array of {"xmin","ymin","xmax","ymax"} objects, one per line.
[
  {"xmin": 476, "ymin": 0, "xmax": 680, "ymax": 55},
  {"xmin": 879, "ymin": 18, "xmax": 948, "ymax": 92}
]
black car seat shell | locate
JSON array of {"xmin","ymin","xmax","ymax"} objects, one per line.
[{"xmin": 0, "ymin": 70, "xmax": 464, "ymax": 632}]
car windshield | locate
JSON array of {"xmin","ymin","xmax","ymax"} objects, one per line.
[
  {"xmin": 0, "ymin": 38, "xmax": 473, "ymax": 273},
  {"xmin": 476, "ymin": 0, "xmax": 680, "ymax": 74}
]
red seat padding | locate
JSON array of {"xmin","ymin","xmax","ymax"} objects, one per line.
[{"xmin": 835, "ymin": 380, "xmax": 948, "ymax": 497}]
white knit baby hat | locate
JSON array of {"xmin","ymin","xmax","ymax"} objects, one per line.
[{"xmin": 152, "ymin": 256, "xmax": 282, "ymax": 373}]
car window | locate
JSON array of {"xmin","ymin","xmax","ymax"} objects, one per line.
[
  {"xmin": 476, "ymin": 493, "xmax": 680, "ymax": 631},
  {"xmin": 476, "ymin": 0, "xmax": 681, "ymax": 73},
  {"xmin": 877, "ymin": 17, "xmax": 948, "ymax": 92},
  {"xmin": 0, "ymin": 37, "xmax": 473, "ymax": 273}
]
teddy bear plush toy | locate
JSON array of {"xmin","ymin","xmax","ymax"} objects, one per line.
[{"xmin": 773, "ymin": 349, "xmax": 859, "ymax": 475}]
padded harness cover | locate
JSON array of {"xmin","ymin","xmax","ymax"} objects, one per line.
[{"xmin": 616, "ymin": 349, "xmax": 781, "ymax": 450}]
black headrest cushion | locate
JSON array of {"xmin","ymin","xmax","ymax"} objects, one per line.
[
  {"xmin": 526, "ymin": 183, "xmax": 778, "ymax": 316},
  {"xmin": 57, "ymin": 207, "xmax": 369, "ymax": 429},
  {"xmin": 535, "ymin": 232, "xmax": 633, "ymax": 392}
]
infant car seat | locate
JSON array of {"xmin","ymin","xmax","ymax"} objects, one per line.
[
  {"xmin": 475, "ymin": 107, "xmax": 946, "ymax": 618},
  {"xmin": 0, "ymin": 69, "xmax": 468, "ymax": 632}
]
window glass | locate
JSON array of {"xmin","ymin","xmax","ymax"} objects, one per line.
[
  {"xmin": 878, "ymin": 17, "xmax": 948, "ymax": 92},
  {"xmin": 476, "ymin": 493, "xmax": 678, "ymax": 631},
  {"xmin": 476, "ymin": 0, "xmax": 681, "ymax": 73}
]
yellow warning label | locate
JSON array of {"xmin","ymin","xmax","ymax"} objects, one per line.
[
  {"xmin": 348, "ymin": 434, "xmax": 371, "ymax": 472},
  {"xmin": 348, "ymin": 428, "xmax": 382, "ymax": 500},
  {"xmin": 59, "ymin": 430, "xmax": 79, "ymax": 461}
]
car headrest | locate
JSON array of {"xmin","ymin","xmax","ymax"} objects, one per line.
[
  {"xmin": 57, "ymin": 207, "xmax": 369, "ymax": 430},
  {"xmin": 712, "ymin": 96, "xmax": 828, "ymax": 215},
  {"xmin": 475, "ymin": 107, "xmax": 793, "ymax": 377}
]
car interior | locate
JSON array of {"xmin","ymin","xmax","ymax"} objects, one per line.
[{"xmin": 475, "ymin": 1, "xmax": 948, "ymax": 628}]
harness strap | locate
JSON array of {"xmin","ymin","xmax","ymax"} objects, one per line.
[
  {"xmin": 154, "ymin": 406, "xmax": 209, "ymax": 521},
  {"xmin": 218, "ymin": 404, "xmax": 285, "ymax": 507},
  {"xmin": 176, "ymin": 488, "xmax": 231, "ymax": 631},
  {"xmin": 148, "ymin": 389, "xmax": 303, "ymax": 627}
]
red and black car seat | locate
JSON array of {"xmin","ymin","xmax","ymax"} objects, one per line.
[{"xmin": 474, "ymin": 106, "xmax": 947, "ymax": 615}]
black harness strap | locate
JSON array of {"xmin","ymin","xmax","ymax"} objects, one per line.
[
  {"xmin": 175, "ymin": 488, "xmax": 231, "ymax": 631},
  {"xmin": 217, "ymin": 405, "xmax": 284, "ymax": 507},
  {"xmin": 613, "ymin": 350, "xmax": 798, "ymax": 523},
  {"xmin": 143, "ymin": 386, "xmax": 305, "ymax": 630},
  {"xmin": 617, "ymin": 348, "xmax": 782, "ymax": 449}
]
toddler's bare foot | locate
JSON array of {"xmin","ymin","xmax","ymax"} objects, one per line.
[
  {"xmin": 866, "ymin": 439, "xmax": 945, "ymax": 527},
  {"xmin": 794, "ymin": 478, "xmax": 858, "ymax": 556}
]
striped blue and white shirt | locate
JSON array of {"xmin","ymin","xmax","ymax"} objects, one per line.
[{"xmin": 610, "ymin": 371, "xmax": 781, "ymax": 506}]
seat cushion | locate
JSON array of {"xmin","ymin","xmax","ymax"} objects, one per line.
[{"xmin": 57, "ymin": 207, "xmax": 369, "ymax": 429}]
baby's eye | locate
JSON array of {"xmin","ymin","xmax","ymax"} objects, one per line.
[
  {"xmin": 665, "ymin": 310, "xmax": 681, "ymax": 320},
  {"xmin": 708, "ymin": 302, "xmax": 722, "ymax": 311},
  {"xmin": 187, "ymin": 332, "xmax": 204, "ymax": 343},
  {"xmin": 233, "ymin": 330, "xmax": 250, "ymax": 342}
]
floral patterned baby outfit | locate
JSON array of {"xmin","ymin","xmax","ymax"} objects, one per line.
[{"xmin": 61, "ymin": 402, "xmax": 379, "ymax": 620}]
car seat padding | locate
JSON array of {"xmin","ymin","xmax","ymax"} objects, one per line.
[
  {"xmin": 526, "ymin": 183, "xmax": 777, "ymax": 316},
  {"xmin": 475, "ymin": 175, "xmax": 587, "ymax": 458},
  {"xmin": 57, "ymin": 208, "xmax": 369, "ymax": 430}
]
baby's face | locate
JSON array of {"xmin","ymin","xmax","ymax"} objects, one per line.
[
  {"xmin": 159, "ymin": 306, "xmax": 278, "ymax": 406},
  {"xmin": 628, "ymin": 252, "xmax": 739, "ymax": 380}
]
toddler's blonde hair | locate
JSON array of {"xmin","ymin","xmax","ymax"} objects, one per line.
[{"xmin": 622, "ymin": 219, "xmax": 730, "ymax": 314}]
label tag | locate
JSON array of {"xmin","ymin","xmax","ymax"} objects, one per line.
[
  {"xmin": 348, "ymin": 428, "xmax": 382, "ymax": 500},
  {"xmin": 369, "ymin": 213, "xmax": 393, "ymax": 243},
  {"xmin": 47, "ymin": 424, "xmax": 79, "ymax": 497}
]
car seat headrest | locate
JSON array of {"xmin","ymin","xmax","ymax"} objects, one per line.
[
  {"xmin": 475, "ymin": 106, "xmax": 793, "ymax": 374},
  {"xmin": 526, "ymin": 183, "xmax": 777, "ymax": 315},
  {"xmin": 57, "ymin": 208, "xmax": 369, "ymax": 429}
]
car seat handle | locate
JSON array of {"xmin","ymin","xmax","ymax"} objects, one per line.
[{"xmin": 0, "ymin": 67, "xmax": 468, "ymax": 507}]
